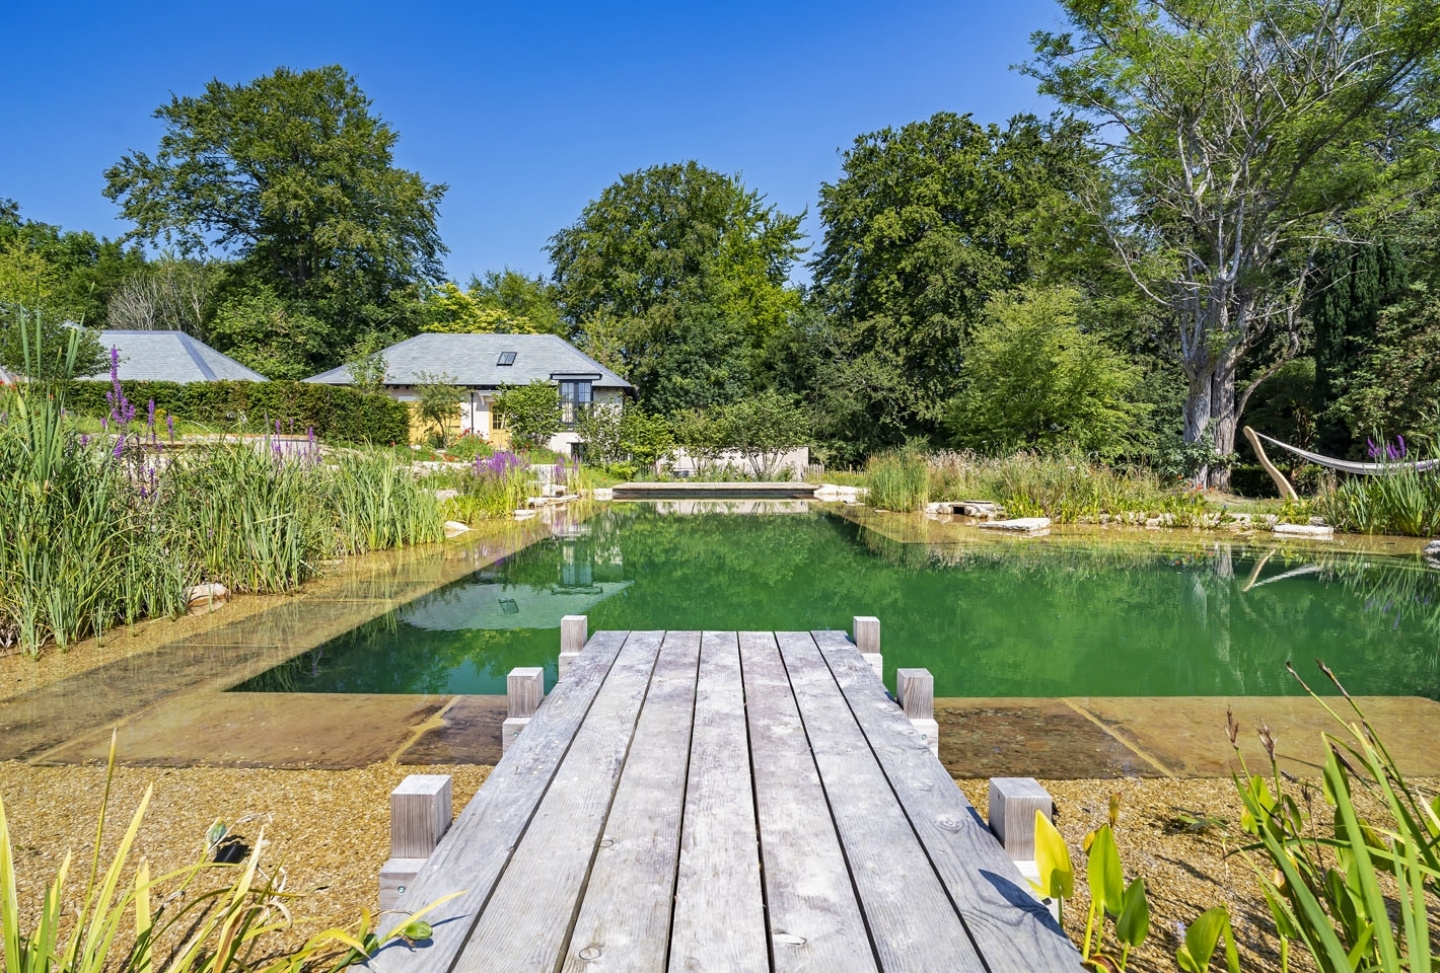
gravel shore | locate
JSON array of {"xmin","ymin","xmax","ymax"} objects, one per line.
[{"xmin": 10, "ymin": 760, "xmax": 1425, "ymax": 972}]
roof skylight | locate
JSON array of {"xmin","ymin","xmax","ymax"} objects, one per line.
[{"xmin": 497, "ymin": 351, "xmax": 517, "ymax": 366}]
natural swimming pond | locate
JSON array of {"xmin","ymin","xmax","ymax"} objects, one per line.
[{"xmin": 235, "ymin": 504, "xmax": 1440, "ymax": 698}]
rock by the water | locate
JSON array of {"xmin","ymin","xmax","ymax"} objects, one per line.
[
  {"xmin": 976, "ymin": 517, "xmax": 1051, "ymax": 533},
  {"xmin": 1426, "ymin": 540, "xmax": 1440, "ymax": 556},
  {"xmin": 434, "ymin": 489, "xmax": 460, "ymax": 502},
  {"xmin": 1273, "ymin": 523, "xmax": 1334, "ymax": 538},
  {"xmin": 184, "ymin": 582, "xmax": 229, "ymax": 613},
  {"xmin": 443, "ymin": 520, "xmax": 471, "ymax": 537}
]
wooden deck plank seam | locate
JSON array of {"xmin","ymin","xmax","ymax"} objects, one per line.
[
  {"xmin": 551, "ymin": 631, "xmax": 671, "ymax": 973},
  {"xmin": 810, "ymin": 632, "xmax": 1000, "ymax": 973},
  {"xmin": 653, "ymin": 635, "xmax": 704, "ymax": 973},
  {"xmin": 734, "ymin": 632, "xmax": 779, "ymax": 973},
  {"xmin": 391, "ymin": 631, "xmax": 630, "ymax": 973},
  {"xmin": 765, "ymin": 631, "xmax": 886, "ymax": 973}
]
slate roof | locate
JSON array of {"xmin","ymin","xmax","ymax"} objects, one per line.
[
  {"xmin": 86, "ymin": 331, "xmax": 269, "ymax": 383},
  {"xmin": 304, "ymin": 333, "xmax": 632, "ymax": 390}
]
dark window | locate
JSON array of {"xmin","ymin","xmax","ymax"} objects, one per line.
[
  {"xmin": 497, "ymin": 351, "xmax": 517, "ymax": 366},
  {"xmin": 559, "ymin": 380, "xmax": 593, "ymax": 426}
]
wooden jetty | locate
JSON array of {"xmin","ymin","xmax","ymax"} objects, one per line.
[{"xmin": 372, "ymin": 621, "xmax": 1080, "ymax": 972}]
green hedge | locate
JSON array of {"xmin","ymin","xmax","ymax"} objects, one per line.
[{"xmin": 65, "ymin": 380, "xmax": 411, "ymax": 445}]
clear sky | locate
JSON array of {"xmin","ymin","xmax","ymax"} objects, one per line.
[{"xmin": 0, "ymin": 0, "xmax": 1064, "ymax": 285}]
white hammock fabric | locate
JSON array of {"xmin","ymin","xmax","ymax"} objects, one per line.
[{"xmin": 1255, "ymin": 432, "xmax": 1440, "ymax": 476}]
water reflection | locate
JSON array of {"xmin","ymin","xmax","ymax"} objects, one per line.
[{"xmin": 237, "ymin": 506, "xmax": 1440, "ymax": 698}]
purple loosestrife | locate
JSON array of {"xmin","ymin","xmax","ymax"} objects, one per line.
[{"xmin": 167, "ymin": 414, "xmax": 175, "ymax": 442}]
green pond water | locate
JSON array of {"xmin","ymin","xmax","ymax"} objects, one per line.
[{"xmin": 235, "ymin": 505, "xmax": 1440, "ymax": 698}]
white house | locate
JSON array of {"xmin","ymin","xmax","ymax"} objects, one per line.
[{"xmin": 304, "ymin": 332, "xmax": 633, "ymax": 454}]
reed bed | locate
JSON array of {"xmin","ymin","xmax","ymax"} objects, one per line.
[
  {"xmin": 1, "ymin": 382, "xmax": 445, "ymax": 656},
  {"xmin": 1316, "ymin": 466, "xmax": 1440, "ymax": 537},
  {"xmin": 863, "ymin": 450, "xmax": 1207, "ymax": 523}
]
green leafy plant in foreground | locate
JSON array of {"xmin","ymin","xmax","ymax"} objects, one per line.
[
  {"xmin": 1032, "ymin": 791, "xmax": 1151, "ymax": 972},
  {"xmin": 0, "ymin": 734, "xmax": 457, "ymax": 972},
  {"xmin": 1210, "ymin": 665, "xmax": 1440, "ymax": 973}
]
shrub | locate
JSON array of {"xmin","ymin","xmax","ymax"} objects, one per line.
[
  {"xmin": 65, "ymin": 379, "xmax": 410, "ymax": 445},
  {"xmin": 944, "ymin": 286, "xmax": 1147, "ymax": 459},
  {"xmin": 493, "ymin": 380, "xmax": 561, "ymax": 451}
]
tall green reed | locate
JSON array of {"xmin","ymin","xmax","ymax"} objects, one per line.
[
  {"xmin": 1317, "ymin": 467, "xmax": 1440, "ymax": 537},
  {"xmin": 864, "ymin": 451, "xmax": 930, "ymax": 511},
  {"xmin": 1, "ymin": 310, "xmax": 446, "ymax": 653},
  {"xmin": 0, "ymin": 312, "xmax": 186, "ymax": 654}
]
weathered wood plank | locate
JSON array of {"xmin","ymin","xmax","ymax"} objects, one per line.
[
  {"xmin": 560, "ymin": 631, "xmax": 702, "ymax": 973},
  {"xmin": 369, "ymin": 630, "xmax": 630, "ymax": 972},
  {"xmin": 668, "ymin": 631, "xmax": 768, "ymax": 973},
  {"xmin": 811, "ymin": 629, "xmax": 1082, "ymax": 973},
  {"xmin": 738, "ymin": 631, "xmax": 878, "ymax": 973},
  {"xmin": 777, "ymin": 632, "xmax": 985, "ymax": 973},
  {"xmin": 450, "ymin": 630, "xmax": 665, "ymax": 973}
]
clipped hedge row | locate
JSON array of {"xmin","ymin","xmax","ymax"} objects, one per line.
[{"xmin": 66, "ymin": 379, "xmax": 411, "ymax": 445}]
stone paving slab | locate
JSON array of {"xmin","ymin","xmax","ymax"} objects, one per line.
[
  {"xmin": 1076, "ymin": 695, "xmax": 1440, "ymax": 778},
  {"xmin": 38, "ymin": 692, "xmax": 451, "ymax": 769}
]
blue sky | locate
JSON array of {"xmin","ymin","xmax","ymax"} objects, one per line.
[{"xmin": 0, "ymin": 0, "xmax": 1063, "ymax": 285}]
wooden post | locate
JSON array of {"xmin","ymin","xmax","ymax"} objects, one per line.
[
  {"xmin": 988, "ymin": 777, "xmax": 1053, "ymax": 862},
  {"xmin": 502, "ymin": 666, "xmax": 545, "ymax": 754},
  {"xmin": 897, "ymin": 668, "xmax": 938, "ymax": 757},
  {"xmin": 852, "ymin": 615, "xmax": 883, "ymax": 681},
  {"xmin": 380, "ymin": 774, "xmax": 452, "ymax": 911},
  {"xmin": 558, "ymin": 614, "xmax": 588, "ymax": 678}
]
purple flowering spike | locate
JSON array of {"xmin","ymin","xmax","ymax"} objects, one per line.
[
  {"xmin": 167, "ymin": 414, "xmax": 175, "ymax": 441},
  {"xmin": 1398, "ymin": 435, "xmax": 1407, "ymax": 458},
  {"xmin": 147, "ymin": 399, "xmax": 155, "ymax": 429},
  {"xmin": 1367, "ymin": 438, "xmax": 1380, "ymax": 460},
  {"xmin": 113, "ymin": 435, "xmax": 125, "ymax": 459}
]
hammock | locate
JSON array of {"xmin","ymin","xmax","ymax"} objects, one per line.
[{"xmin": 1253, "ymin": 431, "xmax": 1440, "ymax": 476}]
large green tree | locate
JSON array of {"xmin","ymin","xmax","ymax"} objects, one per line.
[
  {"xmin": 1306, "ymin": 241, "xmax": 1408, "ymax": 457},
  {"xmin": 944, "ymin": 286, "xmax": 1145, "ymax": 458},
  {"xmin": 810, "ymin": 112, "xmax": 1111, "ymax": 454},
  {"xmin": 547, "ymin": 161, "xmax": 805, "ymax": 414},
  {"xmin": 103, "ymin": 65, "xmax": 446, "ymax": 376},
  {"xmin": 0, "ymin": 200, "xmax": 145, "ymax": 325},
  {"xmin": 1026, "ymin": 0, "xmax": 1440, "ymax": 487}
]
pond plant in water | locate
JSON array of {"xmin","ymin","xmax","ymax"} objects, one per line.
[{"xmin": 0, "ymin": 315, "xmax": 444, "ymax": 656}]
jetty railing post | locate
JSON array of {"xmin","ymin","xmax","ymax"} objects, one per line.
[
  {"xmin": 896, "ymin": 668, "xmax": 939, "ymax": 756},
  {"xmin": 987, "ymin": 777, "xmax": 1058, "ymax": 920},
  {"xmin": 502, "ymin": 666, "xmax": 545, "ymax": 754},
  {"xmin": 379, "ymin": 774, "xmax": 452, "ymax": 911},
  {"xmin": 558, "ymin": 614, "xmax": 588, "ymax": 678},
  {"xmin": 852, "ymin": 615, "xmax": 883, "ymax": 680}
]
